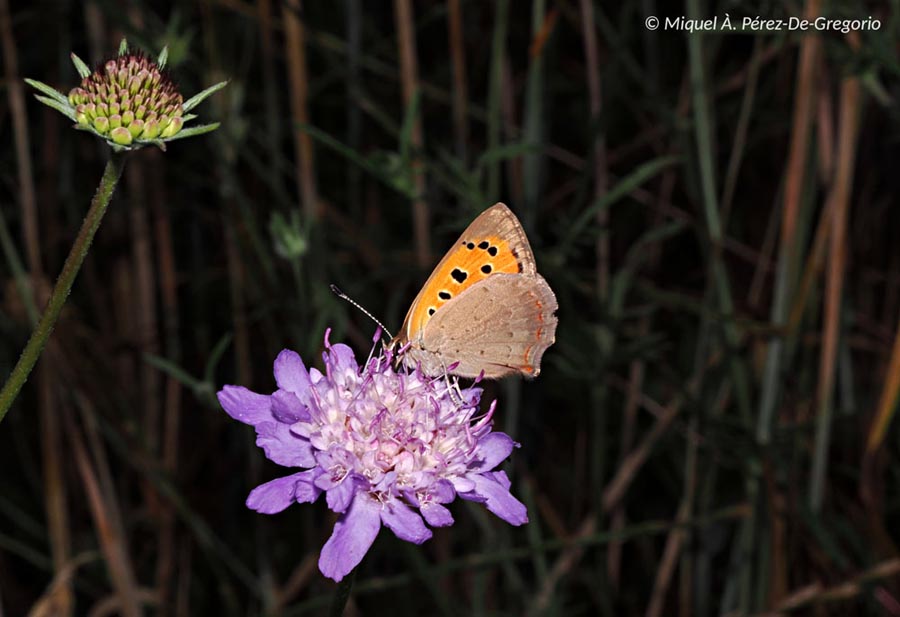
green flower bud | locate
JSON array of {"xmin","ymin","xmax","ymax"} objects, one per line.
[
  {"xmin": 110, "ymin": 126, "xmax": 133, "ymax": 145},
  {"xmin": 142, "ymin": 119, "xmax": 160, "ymax": 139},
  {"xmin": 33, "ymin": 38, "xmax": 226, "ymax": 149},
  {"xmin": 160, "ymin": 116, "xmax": 183, "ymax": 138},
  {"xmin": 93, "ymin": 116, "xmax": 109, "ymax": 134},
  {"xmin": 128, "ymin": 119, "xmax": 144, "ymax": 138}
]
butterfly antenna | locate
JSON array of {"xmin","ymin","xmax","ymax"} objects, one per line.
[{"xmin": 330, "ymin": 285, "xmax": 394, "ymax": 340}]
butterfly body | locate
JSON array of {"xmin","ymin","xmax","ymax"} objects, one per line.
[{"xmin": 391, "ymin": 203, "xmax": 558, "ymax": 379}]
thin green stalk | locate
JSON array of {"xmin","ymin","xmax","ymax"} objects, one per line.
[
  {"xmin": 328, "ymin": 569, "xmax": 356, "ymax": 617},
  {"xmin": 0, "ymin": 152, "xmax": 127, "ymax": 423},
  {"xmin": 686, "ymin": 0, "xmax": 752, "ymax": 423}
]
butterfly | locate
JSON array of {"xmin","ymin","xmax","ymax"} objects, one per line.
[{"xmin": 389, "ymin": 203, "xmax": 558, "ymax": 379}]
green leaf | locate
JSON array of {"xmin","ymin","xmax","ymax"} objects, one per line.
[
  {"xmin": 162, "ymin": 123, "xmax": 220, "ymax": 141},
  {"xmin": 297, "ymin": 123, "xmax": 417, "ymax": 198},
  {"xmin": 157, "ymin": 45, "xmax": 169, "ymax": 69},
  {"xmin": 475, "ymin": 142, "xmax": 541, "ymax": 169},
  {"xmin": 118, "ymin": 38, "xmax": 128, "ymax": 56},
  {"xmin": 143, "ymin": 352, "xmax": 207, "ymax": 397},
  {"xmin": 563, "ymin": 154, "xmax": 681, "ymax": 247},
  {"xmin": 24, "ymin": 79, "xmax": 71, "ymax": 108},
  {"xmin": 33, "ymin": 95, "xmax": 76, "ymax": 121},
  {"xmin": 398, "ymin": 88, "xmax": 420, "ymax": 163},
  {"xmin": 70, "ymin": 53, "xmax": 91, "ymax": 79},
  {"xmin": 203, "ymin": 334, "xmax": 233, "ymax": 386},
  {"xmin": 134, "ymin": 138, "xmax": 167, "ymax": 151},
  {"xmin": 182, "ymin": 81, "xmax": 228, "ymax": 113}
]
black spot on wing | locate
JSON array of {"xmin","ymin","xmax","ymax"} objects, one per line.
[
  {"xmin": 478, "ymin": 240, "xmax": 489, "ymax": 249},
  {"xmin": 487, "ymin": 246, "xmax": 498, "ymax": 256},
  {"xmin": 438, "ymin": 290, "xmax": 451, "ymax": 300},
  {"xmin": 481, "ymin": 264, "xmax": 492, "ymax": 274},
  {"xmin": 451, "ymin": 268, "xmax": 467, "ymax": 283}
]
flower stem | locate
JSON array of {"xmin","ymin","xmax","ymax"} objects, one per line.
[
  {"xmin": 328, "ymin": 569, "xmax": 356, "ymax": 617},
  {"xmin": 0, "ymin": 152, "xmax": 127, "ymax": 423}
]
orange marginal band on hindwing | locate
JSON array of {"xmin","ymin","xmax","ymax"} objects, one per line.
[{"xmin": 401, "ymin": 203, "xmax": 537, "ymax": 339}]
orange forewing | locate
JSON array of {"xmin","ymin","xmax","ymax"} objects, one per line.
[{"xmin": 405, "ymin": 234, "xmax": 524, "ymax": 337}]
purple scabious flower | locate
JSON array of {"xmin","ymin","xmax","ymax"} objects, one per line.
[{"xmin": 217, "ymin": 330, "xmax": 528, "ymax": 582}]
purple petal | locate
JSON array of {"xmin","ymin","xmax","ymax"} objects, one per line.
[
  {"xmin": 273, "ymin": 349, "xmax": 312, "ymax": 394},
  {"xmin": 326, "ymin": 475, "xmax": 363, "ymax": 513},
  {"xmin": 491, "ymin": 470, "xmax": 512, "ymax": 490},
  {"xmin": 217, "ymin": 386, "xmax": 271, "ymax": 426},
  {"xmin": 462, "ymin": 472, "xmax": 528, "ymax": 526},
  {"xmin": 430, "ymin": 479, "xmax": 456, "ymax": 503},
  {"xmin": 271, "ymin": 389, "xmax": 310, "ymax": 424},
  {"xmin": 421, "ymin": 503, "xmax": 454, "ymax": 527},
  {"xmin": 294, "ymin": 469, "xmax": 323, "ymax": 504},
  {"xmin": 449, "ymin": 476, "xmax": 476, "ymax": 494},
  {"xmin": 319, "ymin": 493, "xmax": 382, "ymax": 582},
  {"xmin": 458, "ymin": 386, "xmax": 483, "ymax": 406},
  {"xmin": 256, "ymin": 422, "xmax": 315, "ymax": 468},
  {"xmin": 469, "ymin": 433, "xmax": 515, "ymax": 471},
  {"xmin": 246, "ymin": 470, "xmax": 319, "ymax": 514},
  {"xmin": 328, "ymin": 343, "xmax": 358, "ymax": 373},
  {"xmin": 380, "ymin": 497, "xmax": 432, "ymax": 544}
]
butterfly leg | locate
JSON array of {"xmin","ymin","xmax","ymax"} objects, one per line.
[{"xmin": 436, "ymin": 358, "xmax": 468, "ymax": 406}]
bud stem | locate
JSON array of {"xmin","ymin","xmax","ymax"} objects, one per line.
[
  {"xmin": 0, "ymin": 152, "xmax": 127, "ymax": 423},
  {"xmin": 328, "ymin": 568, "xmax": 356, "ymax": 617}
]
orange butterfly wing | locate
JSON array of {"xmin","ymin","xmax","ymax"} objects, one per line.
[{"xmin": 397, "ymin": 203, "xmax": 537, "ymax": 343}]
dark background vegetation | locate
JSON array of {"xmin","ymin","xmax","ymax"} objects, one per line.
[{"xmin": 2, "ymin": 0, "xmax": 900, "ymax": 615}]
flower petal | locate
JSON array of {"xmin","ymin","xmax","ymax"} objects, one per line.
[
  {"xmin": 271, "ymin": 389, "xmax": 310, "ymax": 424},
  {"xmin": 380, "ymin": 497, "xmax": 432, "ymax": 544},
  {"xmin": 328, "ymin": 343, "xmax": 358, "ymax": 373},
  {"xmin": 469, "ymin": 432, "xmax": 515, "ymax": 471},
  {"xmin": 294, "ymin": 469, "xmax": 324, "ymax": 504},
  {"xmin": 256, "ymin": 422, "xmax": 315, "ymax": 468},
  {"xmin": 273, "ymin": 349, "xmax": 312, "ymax": 394},
  {"xmin": 319, "ymin": 493, "xmax": 382, "ymax": 582},
  {"xmin": 462, "ymin": 472, "xmax": 528, "ymax": 526},
  {"xmin": 217, "ymin": 386, "xmax": 271, "ymax": 426},
  {"xmin": 421, "ymin": 503, "xmax": 454, "ymax": 527},
  {"xmin": 246, "ymin": 470, "xmax": 319, "ymax": 514},
  {"xmin": 430, "ymin": 479, "xmax": 456, "ymax": 503},
  {"xmin": 449, "ymin": 476, "xmax": 476, "ymax": 494},
  {"xmin": 326, "ymin": 474, "xmax": 363, "ymax": 514}
]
